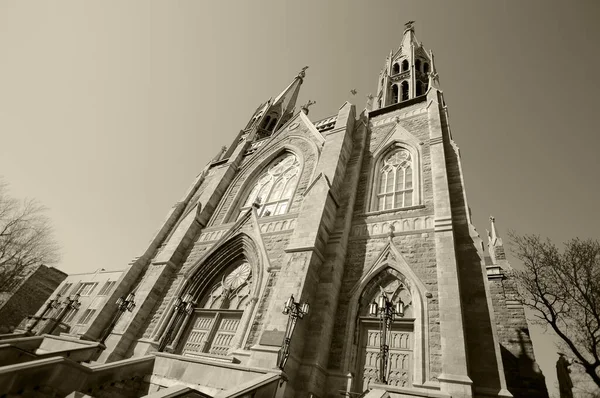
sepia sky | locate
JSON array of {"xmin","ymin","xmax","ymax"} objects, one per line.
[{"xmin": 1, "ymin": 0, "xmax": 599, "ymax": 394}]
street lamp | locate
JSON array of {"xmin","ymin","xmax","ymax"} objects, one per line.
[
  {"xmin": 48, "ymin": 293, "xmax": 81, "ymax": 335},
  {"xmin": 277, "ymin": 295, "xmax": 309, "ymax": 370},
  {"xmin": 158, "ymin": 293, "xmax": 195, "ymax": 352},
  {"xmin": 26, "ymin": 293, "xmax": 62, "ymax": 335},
  {"xmin": 99, "ymin": 292, "xmax": 136, "ymax": 344},
  {"xmin": 368, "ymin": 292, "xmax": 404, "ymax": 384}
]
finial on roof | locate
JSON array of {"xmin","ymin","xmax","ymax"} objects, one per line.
[
  {"xmin": 404, "ymin": 20, "xmax": 415, "ymax": 30},
  {"xmin": 487, "ymin": 215, "xmax": 506, "ymax": 263},
  {"xmin": 427, "ymin": 50, "xmax": 441, "ymax": 91},
  {"xmin": 366, "ymin": 93, "xmax": 374, "ymax": 111},
  {"xmin": 298, "ymin": 66, "xmax": 309, "ymax": 79},
  {"xmin": 489, "ymin": 216, "xmax": 497, "ymax": 242},
  {"xmin": 301, "ymin": 100, "xmax": 316, "ymax": 115}
]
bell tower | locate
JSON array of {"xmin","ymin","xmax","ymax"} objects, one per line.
[{"xmin": 374, "ymin": 21, "xmax": 433, "ymax": 110}]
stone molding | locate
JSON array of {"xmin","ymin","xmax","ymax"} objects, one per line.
[
  {"xmin": 350, "ymin": 216, "xmax": 434, "ymax": 238},
  {"xmin": 433, "ymin": 217, "xmax": 453, "ymax": 233},
  {"xmin": 199, "ymin": 215, "xmax": 298, "ymax": 243},
  {"xmin": 369, "ymin": 107, "xmax": 427, "ymax": 127},
  {"xmin": 429, "ymin": 136, "xmax": 443, "ymax": 146}
]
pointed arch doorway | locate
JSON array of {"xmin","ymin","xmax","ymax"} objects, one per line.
[
  {"xmin": 179, "ymin": 261, "xmax": 253, "ymax": 357},
  {"xmin": 355, "ymin": 268, "xmax": 416, "ymax": 391}
]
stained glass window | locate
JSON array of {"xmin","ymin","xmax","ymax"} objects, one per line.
[
  {"xmin": 241, "ymin": 153, "xmax": 299, "ymax": 218},
  {"xmin": 376, "ymin": 149, "xmax": 414, "ymax": 211}
]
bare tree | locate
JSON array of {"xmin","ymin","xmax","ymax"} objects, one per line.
[
  {"xmin": 0, "ymin": 178, "xmax": 59, "ymax": 294},
  {"xmin": 509, "ymin": 232, "xmax": 600, "ymax": 390}
]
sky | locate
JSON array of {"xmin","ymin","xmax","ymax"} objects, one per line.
[{"xmin": 0, "ymin": 0, "xmax": 599, "ymax": 395}]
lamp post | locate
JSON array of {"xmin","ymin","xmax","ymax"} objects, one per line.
[
  {"xmin": 158, "ymin": 293, "xmax": 195, "ymax": 352},
  {"xmin": 48, "ymin": 293, "xmax": 81, "ymax": 335},
  {"xmin": 277, "ymin": 295, "xmax": 309, "ymax": 370},
  {"xmin": 368, "ymin": 292, "xmax": 404, "ymax": 384},
  {"xmin": 26, "ymin": 294, "xmax": 62, "ymax": 335},
  {"xmin": 99, "ymin": 292, "xmax": 136, "ymax": 344}
]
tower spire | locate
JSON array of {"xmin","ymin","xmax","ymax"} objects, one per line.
[
  {"xmin": 373, "ymin": 21, "xmax": 433, "ymax": 111},
  {"xmin": 246, "ymin": 66, "xmax": 308, "ymax": 140}
]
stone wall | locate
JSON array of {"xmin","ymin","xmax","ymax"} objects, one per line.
[
  {"xmin": 327, "ymin": 102, "xmax": 444, "ymax": 394},
  {"xmin": 489, "ymin": 273, "xmax": 548, "ymax": 397}
]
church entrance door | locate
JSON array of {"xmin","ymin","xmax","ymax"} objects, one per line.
[
  {"xmin": 357, "ymin": 319, "xmax": 413, "ymax": 390},
  {"xmin": 181, "ymin": 310, "xmax": 242, "ymax": 357}
]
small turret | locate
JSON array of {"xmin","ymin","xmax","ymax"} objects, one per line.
[{"xmin": 487, "ymin": 215, "xmax": 507, "ymax": 264}]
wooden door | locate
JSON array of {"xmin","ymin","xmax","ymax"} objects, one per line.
[
  {"xmin": 181, "ymin": 310, "xmax": 242, "ymax": 357},
  {"xmin": 358, "ymin": 321, "xmax": 413, "ymax": 390}
]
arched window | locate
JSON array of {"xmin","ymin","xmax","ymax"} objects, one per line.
[
  {"xmin": 416, "ymin": 81, "xmax": 423, "ymax": 96},
  {"xmin": 180, "ymin": 262, "xmax": 252, "ymax": 357},
  {"xmin": 391, "ymin": 85, "xmax": 399, "ymax": 104},
  {"xmin": 415, "ymin": 59, "xmax": 421, "ymax": 72},
  {"xmin": 267, "ymin": 117, "xmax": 278, "ymax": 132},
  {"xmin": 241, "ymin": 153, "xmax": 300, "ymax": 218},
  {"xmin": 375, "ymin": 149, "xmax": 413, "ymax": 210},
  {"xmin": 401, "ymin": 60, "xmax": 409, "ymax": 72},
  {"xmin": 262, "ymin": 115, "xmax": 271, "ymax": 130},
  {"xmin": 392, "ymin": 63, "xmax": 400, "ymax": 75},
  {"xmin": 401, "ymin": 81, "xmax": 409, "ymax": 101},
  {"xmin": 423, "ymin": 62, "xmax": 429, "ymax": 74}
]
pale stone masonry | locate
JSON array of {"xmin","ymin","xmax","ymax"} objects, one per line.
[{"xmin": 0, "ymin": 24, "xmax": 549, "ymax": 398}]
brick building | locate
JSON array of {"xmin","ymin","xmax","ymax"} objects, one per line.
[
  {"xmin": 0, "ymin": 264, "xmax": 66, "ymax": 333},
  {"xmin": 0, "ymin": 23, "xmax": 550, "ymax": 398},
  {"xmin": 15, "ymin": 268, "xmax": 124, "ymax": 337}
]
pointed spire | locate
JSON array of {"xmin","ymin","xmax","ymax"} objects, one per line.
[
  {"xmin": 374, "ymin": 21, "xmax": 435, "ymax": 110},
  {"xmin": 488, "ymin": 215, "xmax": 506, "ymax": 263},
  {"xmin": 272, "ymin": 66, "xmax": 308, "ymax": 108},
  {"xmin": 268, "ymin": 66, "xmax": 308, "ymax": 131},
  {"xmin": 401, "ymin": 20, "xmax": 418, "ymax": 49},
  {"xmin": 489, "ymin": 216, "xmax": 499, "ymax": 244},
  {"xmin": 427, "ymin": 50, "xmax": 441, "ymax": 91},
  {"xmin": 246, "ymin": 67, "xmax": 308, "ymax": 140}
]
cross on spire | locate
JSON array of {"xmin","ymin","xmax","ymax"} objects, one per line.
[{"xmin": 301, "ymin": 100, "xmax": 316, "ymax": 115}]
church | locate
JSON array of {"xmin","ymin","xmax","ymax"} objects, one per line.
[{"xmin": 0, "ymin": 23, "xmax": 549, "ymax": 398}]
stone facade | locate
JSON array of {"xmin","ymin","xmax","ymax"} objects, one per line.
[{"xmin": 0, "ymin": 24, "xmax": 550, "ymax": 398}]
